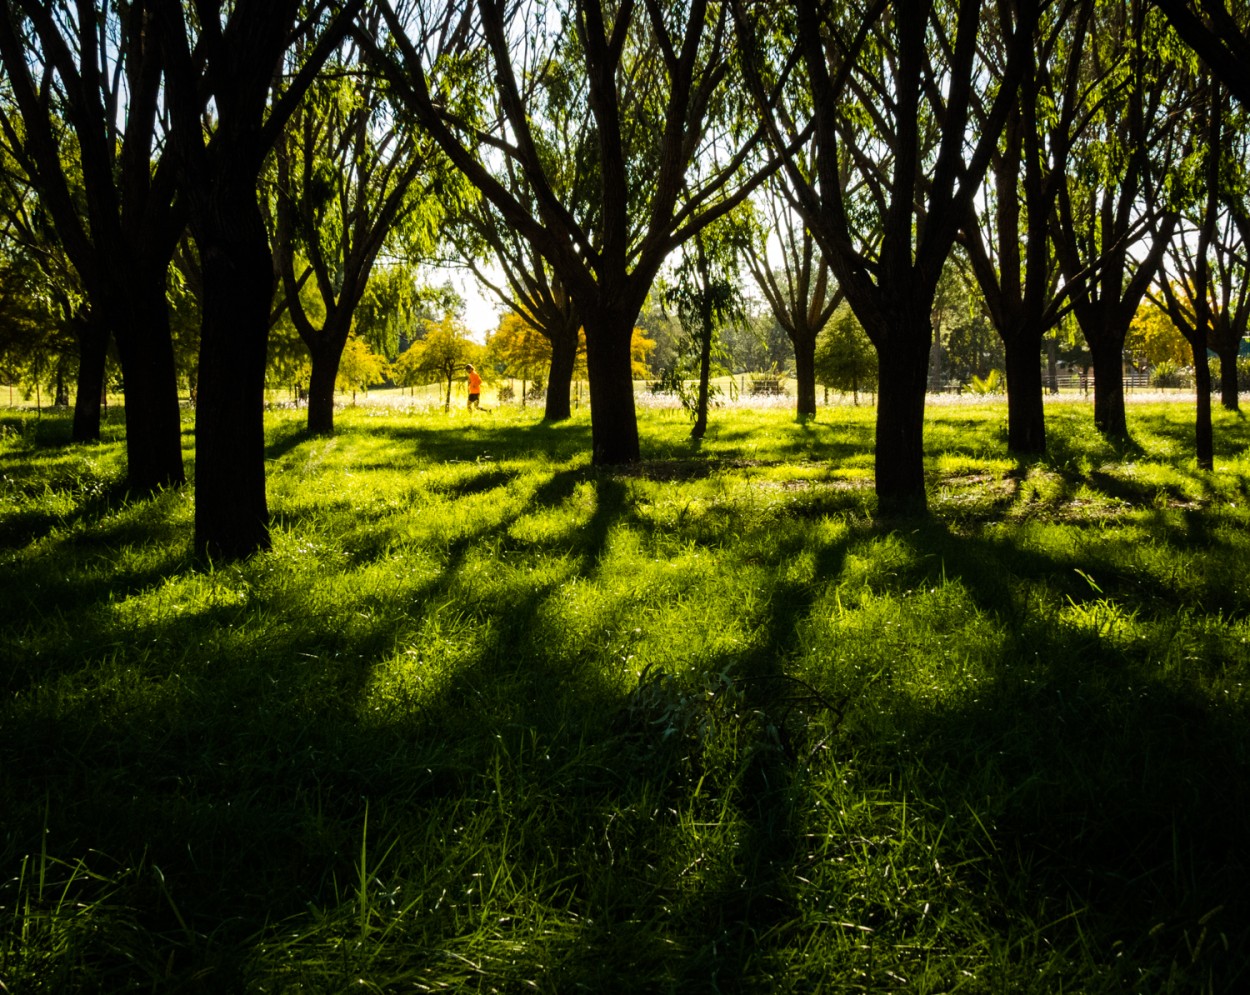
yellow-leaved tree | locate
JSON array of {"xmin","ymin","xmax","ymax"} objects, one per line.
[
  {"xmin": 336, "ymin": 334, "xmax": 389, "ymax": 404},
  {"xmin": 487, "ymin": 313, "xmax": 551, "ymax": 406},
  {"xmin": 1126, "ymin": 300, "xmax": 1190, "ymax": 370},
  {"xmin": 393, "ymin": 313, "xmax": 482, "ymax": 412},
  {"xmin": 630, "ymin": 327, "xmax": 656, "ymax": 378}
]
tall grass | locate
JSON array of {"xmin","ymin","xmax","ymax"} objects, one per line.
[{"xmin": 1, "ymin": 400, "xmax": 1248, "ymax": 992}]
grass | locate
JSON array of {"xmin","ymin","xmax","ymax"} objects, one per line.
[{"xmin": 1, "ymin": 398, "xmax": 1249, "ymax": 992}]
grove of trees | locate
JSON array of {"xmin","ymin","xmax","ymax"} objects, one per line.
[{"xmin": 2, "ymin": 0, "xmax": 1249, "ymax": 555}]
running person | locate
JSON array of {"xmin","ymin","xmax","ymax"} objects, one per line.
[{"xmin": 465, "ymin": 364, "xmax": 482, "ymax": 411}]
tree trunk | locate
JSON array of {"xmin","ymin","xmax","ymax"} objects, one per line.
[
  {"xmin": 691, "ymin": 323, "xmax": 712, "ymax": 440},
  {"xmin": 1087, "ymin": 332, "xmax": 1128, "ymax": 438},
  {"xmin": 583, "ymin": 305, "xmax": 640, "ymax": 465},
  {"xmin": 109, "ymin": 268, "xmax": 187, "ymax": 492},
  {"xmin": 1193, "ymin": 340, "xmax": 1214, "ymax": 470},
  {"xmin": 1046, "ymin": 335, "xmax": 1059, "ymax": 394},
  {"xmin": 1217, "ymin": 341, "xmax": 1240, "ymax": 412},
  {"xmin": 71, "ymin": 312, "xmax": 108, "ymax": 442},
  {"xmin": 1003, "ymin": 330, "xmax": 1046, "ymax": 454},
  {"xmin": 873, "ymin": 320, "xmax": 931, "ymax": 515},
  {"xmin": 793, "ymin": 329, "xmax": 817, "ymax": 419},
  {"xmin": 191, "ymin": 178, "xmax": 273, "ymax": 560},
  {"xmin": 306, "ymin": 334, "xmax": 346, "ymax": 435},
  {"xmin": 544, "ymin": 324, "xmax": 578, "ymax": 422}
]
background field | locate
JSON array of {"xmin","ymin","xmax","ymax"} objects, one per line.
[{"xmin": 2, "ymin": 401, "xmax": 1249, "ymax": 992}]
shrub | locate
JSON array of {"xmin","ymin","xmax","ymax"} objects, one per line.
[
  {"xmin": 968, "ymin": 369, "xmax": 1004, "ymax": 394},
  {"xmin": 1150, "ymin": 360, "xmax": 1187, "ymax": 388}
]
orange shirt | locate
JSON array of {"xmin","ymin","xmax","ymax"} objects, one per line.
[{"xmin": 468, "ymin": 370, "xmax": 482, "ymax": 393}]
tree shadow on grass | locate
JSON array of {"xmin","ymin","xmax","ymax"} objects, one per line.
[
  {"xmin": 383, "ymin": 417, "xmax": 593, "ymax": 465},
  {"xmin": 6, "ymin": 417, "xmax": 1250, "ymax": 990},
  {"xmin": 849, "ymin": 621, "xmax": 1250, "ymax": 991}
]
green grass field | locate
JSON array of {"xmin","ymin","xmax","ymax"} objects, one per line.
[{"xmin": 2, "ymin": 400, "xmax": 1248, "ymax": 992}]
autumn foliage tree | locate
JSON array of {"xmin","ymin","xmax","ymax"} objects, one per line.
[
  {"xmin": 488, "ymin": 312, "xmax": 554, "ymax": 405},
  {"xmin": 393, "ymin": 313, "xmax": 482, "ymax": 412}
]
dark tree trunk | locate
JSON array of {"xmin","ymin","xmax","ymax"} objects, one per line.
[
  {"xmin": 306, "ymin": 333, "xmax": 347, "ymax": 435},
  {"xmin": 1193, "ymin": 340, "xmax": 1214, "ymax": 470},
  {"xmin": 71, "ymin": 312, "xmax": 108, "ymax": 442},
  {"xmin": 544, "ymin": 324, "xmax": 578, "ymax": 422},
  {"xmin": 1087, "ymin": 332, "xmax": 1128, "ymax": 438},
  {"xmin": 1217, "ymin": 342, "xmax": 1240, "ymax": 411},
  {"xmin": 873, "ymin": 318, "xmax": 931, "ymax": 515},
  {"xmin": 692, "ymin": 323, "xmax": 712, "ymax": 440},
  {"xmin": 191, "ymin": 177, "xmax": 272, "ymax": 560},
  {"xmin": 583, "ymin": 305, "xmax": 640, "ymax": 465},
  {"xmin": 793, "ymin": 329, "xmax": 817, "ymax": 419},
  {"xmin": 1003, "ymin": 329, "xmax": 1046, "ymax": 453},
  {"xmin": 1046, "ymin": 336, "xmax": 1059, "ymax": 394},
  {"xmin": 110, "ymin": 268, "xmax": 187, "ymax": 492}
]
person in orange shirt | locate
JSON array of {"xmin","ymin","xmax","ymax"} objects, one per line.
[{"xmin": 465, "ymin": 363, "xmax": 482, "ymax": 411}]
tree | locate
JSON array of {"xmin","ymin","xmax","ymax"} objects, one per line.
[
  {"xmin": 1050, "ymin": 0, "xmax": 1181, "ymax": 439},
  {"xmin": 1150, "ymin": 0, "xmax": 1250, "ymax": 106},
  {"xmin": 743, "ymin": 162, "xmax": 844, "ymax": 420},
  {"xmin": 735, "ymin": 0, "xmax": 1038, "ymax": 512},
  {"xmin": 0, "ymin": 1, "xmax": 184, "ymax": 477},
  {"xmin": 361, "ymin": 0, "xmax": 774, "ymax": 465},
  {"xmin": 157, "ymin": 0, "xmax": 363, "ymax": 559},
  {"xmin": 336, "ymin": 334, "xmax": 389, "ymax": 402},
  {"xmin": 959, "ymin": 0, "xmax": 1097, "ymax": 453},
  {"xmin": 663, "ymin": 214, "xmax": 750, "ymax": 439},
  {"xmin": 720, "ymin": 303, "xmax": 794, "ymax": 375},
  {"xmin": 1149, "ymin": 78, "xmax": 1249, "ymax": 468},
  {"xmin": 488, "ymin": 311, "xmax": 556, "ymax": 406},
  {"xmin": 271, "ymin": 14, "xmax": 435, "ymax": 435},
  {"xmin": 394, "ymin": 313, "xmax": 481, "ymax": 411},
  {"xmin": 1126, "ymin": 299, "xmax": 1190, "ymax": 368},
  {"xmin": 453, "ymin": 196, "xmax": 585, "ymax": 422},
  {"xmin": 1153, "ymin": 83, "xmax": 1250, "ymax": 415},
  {"xmin": 630, "ymin": 326, "xmax": 657, "ymax": 378},
  {"xmin": 928, "ymin": 256, "xmax": 1004, "ymax": 386},
  {"xmin": 815, "ymin": 301, "xmax": 876, "ymax": 403},
  {"xmin": 0, "ymin": 158, "xmax": 98, "ymax": 423}
]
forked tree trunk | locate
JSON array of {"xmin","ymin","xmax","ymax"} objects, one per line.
[
  {"xmin": 582, "ymin": 305, "xmax": 640, "ymax": 465},
  {"xmin": 1087, "ymin": 332, "xmax": 1128, "ymax": 438},
  {"xmin": 71, "ymin": 312, "xmax": 108, "ymax": 442},
  {"xmin": 109, "ymin": 268, "xmax": 186, "ymax": 492},
  {"xmin": 793, "ymin": 330, "xmax": 817, "ymax": 419},
  {"xmin": 1217, "ymin": 341, "xmax": 1240, "ymax": 411},
  {"xmin": 545, "ymin": 324, "xmax": 578, "ymax": 422},
  {"xmin": 1003, "ymin": 329, "xmax": 1046, "ymax": 453},
  {"xmin": 191, "ymin": 176, "xmax": 273, "ymax": 559},
  {"xmin": 1193, "ymin": 339, "xmax": 1214, "ymax": 470},
  {"xmin": 873, "ymin": 318, "xmax": 932, "ymax": 515}
]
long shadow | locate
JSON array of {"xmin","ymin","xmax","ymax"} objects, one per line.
[
  {"xmin": 547, "ymin": 534, "xmax": 856, "ymax": 991},
  {"xmin": 0, "ymin": 455, "xmax": 650, "ymax": 982},
  {"xmin": 849, "ymin": 619, "xmax": 1250, "ymax": 991},
  {"xmin": 5, "ymin": 414, "xmax": 1248, "ymax": 989},
  {"xmin": 263, "ymin": 420, "xmax": 315, "ymax": 461},
  {"xmin": 0, "ymin": 478, "xmax": 138, "ymax": 552}
]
